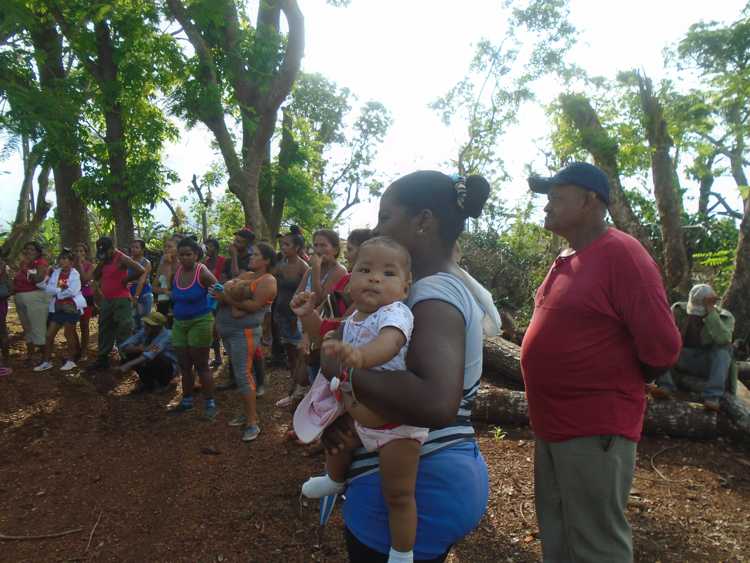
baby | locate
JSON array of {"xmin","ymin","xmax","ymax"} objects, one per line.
[
  {"xmin": 222, "ymin": 277, "xmax": 254, "ymax": 318},
  {"xmin": 294, "ymin": 236, "xmax": 427, "ymax": 563}
]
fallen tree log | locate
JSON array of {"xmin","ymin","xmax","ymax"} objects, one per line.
[
  {"xmin": 480, "ymin": 336, "xmax": 750, "ymax": 443},
  {"xmin": 482, "ymin": 336, "xmax": 524, "ymax": 389},
  {"xmin": 472, "ymin": 385, "xmax": 719, "ymax": 439}
]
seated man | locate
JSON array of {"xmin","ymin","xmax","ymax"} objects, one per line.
[
  {"xmin": 652, "ymin": 284, "xmax": 734, "ymax": 411},
  {"xmin": 117, "ymin": 311, "xmax": 178, "ymax": 393}
]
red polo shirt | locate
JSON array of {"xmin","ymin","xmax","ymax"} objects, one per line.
[
  {"xmin": 100, "ymin": 251, "xmax": 130, "ymax": 299},
  {"xmin": 520, "ymin": 228, "xmax": 681, "ymax": 443}
]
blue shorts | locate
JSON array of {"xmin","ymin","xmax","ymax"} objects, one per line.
[
  {"xmin": 344, "ymin": 440, "xmax": 489, "ymax": 559},
  {"xmin": 275, "ymin": 314, "xmax": 301, "ymax": 345},
  {"xmin": 49, "ymin": 311, "xmax": 81, "ymax": 326}
]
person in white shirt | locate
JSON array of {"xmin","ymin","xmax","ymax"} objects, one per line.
[{"xmin": 34, "ymin": 248, "xmax": 86, "ymax": 373}]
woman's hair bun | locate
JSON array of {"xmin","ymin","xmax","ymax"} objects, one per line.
[
  {"xmin": 461, "ymin": 175, "xmax": 491, "ymax": 219},
  {"xmin": 289, "ymin": 225, "xmax": 302, "ymax": 235}
]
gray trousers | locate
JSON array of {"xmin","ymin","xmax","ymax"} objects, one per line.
[
  {"xmin": 535, "ymin": 435, "xmax": 636, "ymax": 563},
  {"xmin": 656, "ymin": 346, "xmax": 731, "ymax": 399}
]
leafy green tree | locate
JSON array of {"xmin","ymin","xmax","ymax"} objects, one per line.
[
  {"xmin": 259, "ymin": 72, "xmax": 391, "ymax": 239},
  {"xmin": 166, "ymin": 0, "xmax": 305, "ymax": 236},
  {"xmin": 675, "ymin": 9, "xmax": 750, "ymax": 338},
  {"xmin": 49, "ymin": 0, "xmax": 181, "ymax": 246},
  {"xmin": 432, "ymin": 0, "xmax": 577, "ymax": 183},
  {"xmin": 0, "ymin": 1, "xmax": 90, "ymax": 251}
]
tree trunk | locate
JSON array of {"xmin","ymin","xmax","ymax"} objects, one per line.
[
  {"xmin": 266, "ymin": 109, "xmax": 295, "ymax": 240},
  {"xmin": 722, "ymin": 196, "xmax": 750, "ymax": 342},
  {"xmin": 721, "ymin": 128, "xmax": 750, "ymax": 340},
  {"xmin": 637, "ymin": 74, "xmax": 691, "ymax": 296},
  {"xmin": 559, "ymin": 94, "xmax": 653, "ymax": 253},
  {"xmin": 95, "ymin": 20, "xmax": 134, "ymax": 247},
  {"xmin": 190, "ymin": 175, "xmax": 209, "ymax": 241},
  {"xmin": 14, "ymin": 138, "xmax": 41, "ymax": 226},
  {"xmin": 53, "ymin": 160, "xmax": 90, "ymax": 250},
  {"xmin": 2, "ymin": 164, "xmax": 52, "ymax": 262},
  {"xmin": 166, "ymin": 0, "xmax": 303, "ymax": 239},
  {"xmin": 30, "ymin": 18, "xmax": 91, "ymax": 250}
]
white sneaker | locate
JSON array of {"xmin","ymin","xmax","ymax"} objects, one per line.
[
  {"xmin": 60, "ymin": 360, "xmax": 77, "ymax": 372},
  {"xmin": 301, "ymin": 474, "xmax": 345, "ymax": 499},
  {"xmin": 33, "ymin": 361, "xmax": 53, "ymax": 372}
]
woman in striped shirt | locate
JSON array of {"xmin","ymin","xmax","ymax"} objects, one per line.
[{"xmin": 295, "ymin": 171, "xmax": 493, "ymax": 562}]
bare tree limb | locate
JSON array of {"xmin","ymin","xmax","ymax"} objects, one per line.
[
  {"xmin": 708, "ymin": 191, "xmax": 743, "ymax": 219},
  {"xmin": 332, "ymin": 181, "xmax": 361, "ymax": 223}
]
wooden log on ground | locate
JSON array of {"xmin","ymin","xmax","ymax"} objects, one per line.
[
  {"xmin": 482, "ymin": 336, "xmax": 525, "ymax": 389},
  {"xmin": 720, "ymin": 395, "xmax": 750, "ymax": 443},
  {"xmin": 481, "ymin": 336, "xmax": 750, "ymax": 443},
  {"xmin": 472, "ymin": 385, "xmax": 719, "ymax": 439}
]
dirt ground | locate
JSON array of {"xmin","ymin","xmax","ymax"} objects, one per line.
[{"xmin": 1, "ymin": 314, "xmax": 750, "ymax": 563}]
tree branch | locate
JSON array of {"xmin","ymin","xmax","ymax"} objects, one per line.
[
  {"xmin": 48, "ymin": 7, "xmax": 101, "ymax": 82},
  {"xmin": 332, "ymin": 181, "xmax": 361, "ymax": 223},
  {"xmin": 708, "ymin": 191, "xmax": 743, "ymax": 219},
  {"xmin": 190, "ymin": 174, "xmax": 206, "ymax": 205},
  {"xmin": 160, "ymin": 196, "xmax": 180, "ymax": 226},
  {"xmin": 265, "ymin": 0, "xmax": 304, "ymax": 112},
  {"xmin": 222, "ymin": 1, "xmax": 254, "ymax": 106},
  {"xmin": 166, "ymin": 0, "xmax": 243, "ymax": 178}
]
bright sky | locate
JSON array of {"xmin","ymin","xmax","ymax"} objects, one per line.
[{"xmin": 1, "ymin": 0, "xmax": 746, "ymax": 234}]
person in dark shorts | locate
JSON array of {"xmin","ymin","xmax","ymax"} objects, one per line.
[
  {"xmin": 34, "ymin": 248, "xmax": 87, "ymax": 372},
  {"xmin": 154, "ymin": 237, "xmax": 179, "ymax": 325},
  {"xmin": 273, "ymin": 226, "xmax": 309, "ymax": 401}
]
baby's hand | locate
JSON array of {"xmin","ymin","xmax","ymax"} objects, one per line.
[
  {"xmin": 290, "ymin": 291, "xmax": 316, "ymax": 317},
  {"xmin": 322, "ymin": 340, "xmax": 364, "ymax": 369}
]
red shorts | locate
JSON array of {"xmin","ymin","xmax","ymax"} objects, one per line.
[{"xmin": 81, "ymin": 307, "xmax": 93, "ymax": 321}]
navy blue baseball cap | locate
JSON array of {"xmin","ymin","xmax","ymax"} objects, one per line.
[{"xmin": 528, "ymin": 162, "xmax": 610, "ymax": 205}]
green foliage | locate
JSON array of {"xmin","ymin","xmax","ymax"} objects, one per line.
[
  {"xmin": 259, "ymin": 72, "xmax": 390, "ymax": 231},
  {"xmin": 54, "ymin": 0, "xmax": 182, "ymax": 218},
  {"xmin": 38, "ymin": 212, "xmax": 61, "ymax": 253},
  {"xmin": 693, "ymin": 250, "xmax": 735, "ymax": 295},
  {"xmin": 490, "ymin": 426, "xmax": 507, "ymax": 442},
  {"xmin": 210, "ymin": 191, "xmax": 245, "ymax": 247},
  {"xmin": 460, "ymin": 198, "xmax": 556, "ymax": 325}
]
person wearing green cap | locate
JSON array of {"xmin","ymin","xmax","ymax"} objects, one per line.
[{"xmin": 117, "ymin": 311, "xmax": 178, "ymax": 393}]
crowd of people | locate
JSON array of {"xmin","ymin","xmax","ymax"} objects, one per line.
[{"xmin": 0, "ymin": 164, "xmax": 739, "ymax": 562}]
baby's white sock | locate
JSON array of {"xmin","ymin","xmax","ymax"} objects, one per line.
[
  {"xmin": 387, "ymin": 548, "xmax": 414, "ymax": 563},
  {"xmin": 300, "ymin": 474, "xmax": 345, "ymax": 499}
]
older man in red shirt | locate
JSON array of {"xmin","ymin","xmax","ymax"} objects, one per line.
[{"xmin": 521, "ymin": 162, "xmax": 681, "ymax": 562}]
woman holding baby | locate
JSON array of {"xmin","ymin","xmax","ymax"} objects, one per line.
[
  {"xmin": 292, "ymin": 171, "xmax": 493, "ymax": 562},
  {"xmin": 213, "ymin": 242, "xmax": 277, "ymax": 442}
]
